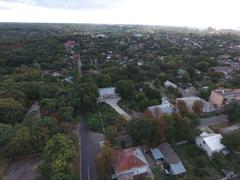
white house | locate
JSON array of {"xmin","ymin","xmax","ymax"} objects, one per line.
[
  {"xmin": 98, "ymin": 87, "xmax": 118, "ymax": 101},
  {"xmin": 112, "ymin": 147, "xmax": 149, "ymax": 180},
  {"xmin": 148, "ymin": 98, "xmax": 176, "ymax": 116},
  {"xmin": 176, "ymin": 96, "xmax": 216, "ymax": 113},
  {"xmin": 164, "ymin": 80, "xmax": 178, "ymax": 89},
  {"xmin": 195, "ymin": 132, "xmax": 226, "ymax": 157}
]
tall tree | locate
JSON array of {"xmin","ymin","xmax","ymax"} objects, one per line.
[
  {"xmin": 192, "ymin": 100, "xmax": 204, "ymax": 115},
  {"xmin": 176, "ymin": 100, "xmax": 189, "ymax": 116},
  {"xmin": 0, "ymin": 98, "xmax": 24, "ymax": 125},
  {"xmin": 43, "ymin": 133, "xmax": 76, "ymax": 174},
  {"xmin": 127, "ymin": 118, "xmax": 158, "ymax": 146},
  {"xmin": 116, "ymin": 80, "xmax": 135, "ymax": 100}
]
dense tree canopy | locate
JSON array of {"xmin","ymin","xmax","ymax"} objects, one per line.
[
  {"xmin": 224, "ymin": 102, "xmax": 240, "ymax": 123},
  {"xmin": 43, "ymin": 133, "xmax": 77, "ymax": 174},
  {"xmin": 127, "ymin": 118, "xmax": 158, "ymax": 146},
  {"xmin": 116, "ymin": 80, "xmax": 136, "ymax": 100},
  {"xmin": 0, "ymin": 98, "xmax": 24, "ymax": 125},
  {"xmin": 222, "ymin": 131, "xmax": 240, "ymax": 152}
]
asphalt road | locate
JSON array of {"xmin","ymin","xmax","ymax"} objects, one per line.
[
  {"xmin": 199, "ymin": 115, "xmax": 228, "ymax": 127},
  {"xmin": 79, "ymin": 120, "xmax": 99, "ymax": 180}
]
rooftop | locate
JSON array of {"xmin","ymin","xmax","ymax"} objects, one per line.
[
  {"xmin": 112, "ymin": 148, "xmax": 148, "ymax": 173},
  {"xmin": 199, "ymin": 132, "xmax": 225, "ymax": 152},
  {"xmin": 158, "ymin": 142, "xmax": 180, "ymax": 164},
  {"xmin": 148, "ymin": 99, "xmax": 175, "ymax": 115},
  {"xmin": 213, "ymin": 88, "xmax": 240, "ymax": 97},
  {"xmin": 150, "ymin": 148, "xmax": 164, "ymax": 160},
  {"xmin": 98, "ymin": 87, "xmax": 116, "ymax": 96},
  {"xmin": 170, "ymin": 161, "xmax": 186, "ymax": 175}
]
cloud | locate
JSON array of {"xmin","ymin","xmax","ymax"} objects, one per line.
[
  {"xmin": 0, "ymin": 6, "xmax": 11, "ymax": 10},
  {"xmin": 0, "ymin": 0, "xmax": 239, "ymax": 29},
  {"xmin": 1, "ymin": 0, "xmax": 123, "ymax": 10}
]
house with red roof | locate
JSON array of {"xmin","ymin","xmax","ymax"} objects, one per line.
[
  {"xmin": 64, "ymin": 40, "xmax": 77, "ymax": 49},
  {"xmin": 112, "ymin": 147, "xmax": 149, "ymax": 180}
]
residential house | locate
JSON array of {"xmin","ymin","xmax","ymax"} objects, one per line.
[
  {"xmin": 195, "ymin": 132, "xmax": 226, "ymax": 157},
  {"xmin": 209, "ymin": 88, "xmax": 240, "ymax": 110},
  {"xmin": 64, "ymin": 40, "xmax": 77, "ymax": 49},
  {"xmin": 148, "ymin": 98, "xmax": 175, "ymax": 117},
  {"xmin": 98, "ymin": 87, "xmax": 119, "ymax": 101},
  {"xmin": 164, "ymin": 80, "xmax": 178, "ymax": 89},
  {"xmin": 177, "ymin": 87, "xmax": 193, "ymax": 97},
  {"xmin": 212, "ymin": 66, "xmax": 233, "ymax": 79},
  {"xmin": 158, "ymin": 142, "xmax": 186, "ymax": 176},
  {"xmin": 112, "ymin": 147, "xmax": 149, "ymax": 180},
  {"xmin": 185, "ymin": 86, "xmax": 198, "ymax": 96},
  {"xmin": 176, "ymin": 96, "xmax": 216, "ymax": 113}
]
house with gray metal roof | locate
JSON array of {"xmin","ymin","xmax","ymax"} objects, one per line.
[
  {"xmin": 158, "ymin": 142, "xmax": 186, "ymax": 176},
  {"xmin": 150, "ymin": 148, "xmax": 164, "ymax": 165}
]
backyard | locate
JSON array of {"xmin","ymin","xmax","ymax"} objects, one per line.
[
  {"xmin": 84, "ymin": 103, "xmax": 119, "ymax": 132},
  {"xmin": 173, "ymin": 143, "xmax": 239, "ymax": 180}
]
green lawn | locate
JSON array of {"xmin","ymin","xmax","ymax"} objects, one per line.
[{"xmin": 85, "ymin": 103, "xmax": 119, "ymax": 132}]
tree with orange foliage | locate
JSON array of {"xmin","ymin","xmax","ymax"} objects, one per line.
[
  {"xmin": 176, "ymin": 100, "xmax": 189, "ymax": 116},
  {"xmin": 96, "ymin": 141, "xmax": 113, "ymax": 179},
  {"xmin": 192, "ymin": 100, "xmax": 204, "ymax": 115}
]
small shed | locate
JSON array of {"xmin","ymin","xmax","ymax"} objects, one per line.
[{"xmin": 151, "ymin": 148, "xmax": 164, "ymax": 163}]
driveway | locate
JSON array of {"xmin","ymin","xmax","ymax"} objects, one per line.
[
  {"xmin": 102, "ymin": 98, "xmax": 132, "ymax": 121},
  {"xmin": 198, "ymin": 115, "xmax": 229, "ymax": 132}
]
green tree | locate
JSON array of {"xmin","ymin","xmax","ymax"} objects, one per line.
[
  {"xmin": 105, "ymin": 125, "xmax": 119, "ymax": 143},
  {"xmin": 43, "ymin": 133, "xmax": 77, "ymax": 174},
  {"xmin": 196, "ymin": 61, "xmax": 209, "ymax": 72},
  {"xmin": 116, "ymin": 80, "xmax": 136, "ymax": 100},
  {"xmin": 224, "ymin": 102, "xmax": 240, "ymax": 123},
  {"xmin": 40, "ymin": 98, "xmax": 56, "ymax": 115},
  {"xmin": 222, "ymin": 131, "xmax": 240, "ymax": 152},
  {"xmin": 59, "ymin": 106, "xmax": 74, "ymax": 122},
  {"xmin": 6, "ymin": 127, "xmax": 32, "ymax": 156},
  {"xmin": 162, "ymin": 113, "xmax": 194, "ymax": 142},
  {"xmin": 0, "ymin": 98, "xmax": 24, "ymax": 125},
  {"xmin": 127, "ymin": 118, "xmax": 158, "ymax": 146}
]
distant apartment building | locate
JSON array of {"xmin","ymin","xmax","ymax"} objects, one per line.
[{"xmin": 209, "ymin": 88, "xmax": 240, "ymax": 110}]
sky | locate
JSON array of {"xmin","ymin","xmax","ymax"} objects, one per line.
[{"xmin": 0, "ymin": 0, "xmax": 240, "ymax": 29}]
